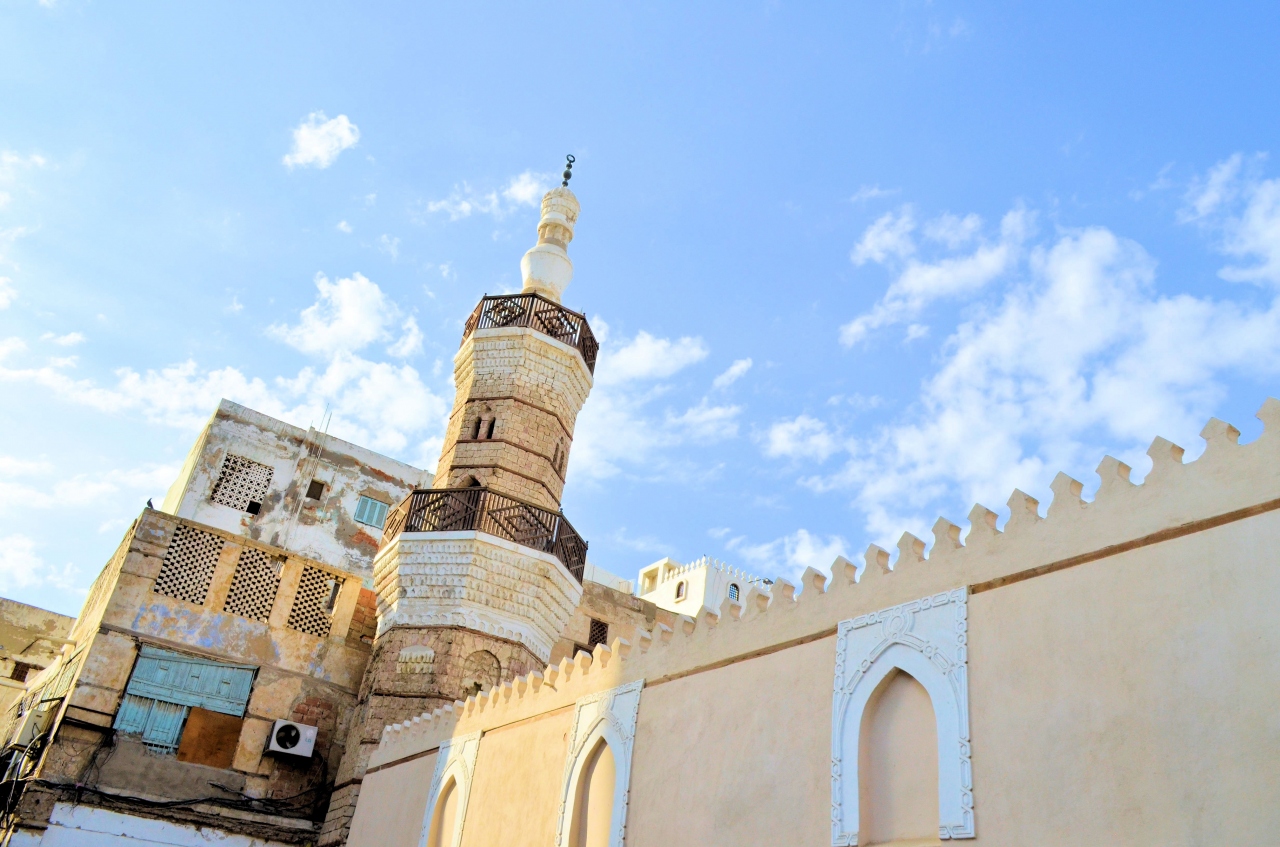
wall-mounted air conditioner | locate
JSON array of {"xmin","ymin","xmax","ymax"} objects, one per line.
[{"xmin": 266, "ymin": 719, "xmax": 317, "ymax": 757}]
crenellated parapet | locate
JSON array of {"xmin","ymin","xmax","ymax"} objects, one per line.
[{"xmin": 366, "ymin": 397, "xmax": 1280, "ymax": 772}]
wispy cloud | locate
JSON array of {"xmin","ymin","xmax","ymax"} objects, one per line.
[
  {"xmin": 41, "ymin": 331, "xmax": 84, "ymax": 346},
  {"xmin": 419, "ymin": 171, "xmax": 553, "ymax": 221},
  {"xmin": 712, "ymin": 358, "xmax": 752, "ymax": 390},
  {"xmin": 283, "ymin": 112, "xmax": 360, "ymax": 170}
]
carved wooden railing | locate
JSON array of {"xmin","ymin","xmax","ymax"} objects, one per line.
[
  {"xmin": 461, "ymin": 293, "xmax": 598, "ymax": 374},
  {"xmin": 381, "ymin": 487, "xmax": 587, "ymax": 583}
]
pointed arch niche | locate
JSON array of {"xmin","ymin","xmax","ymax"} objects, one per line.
[
  {"xmin": 555, "ymin": 680, "xmax": 644, "ymax": 847},
  {"xmin": 417, "ymin": 731, "xmax": 481, "ymax": 847},
  {"xmin": 831, "ymin": 588, "xmax": 974, "ymax": 846}
]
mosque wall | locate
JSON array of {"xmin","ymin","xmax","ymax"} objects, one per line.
[{"xmin": 346, "ymin": 402, "xmax": 1280, "ymax": 847}]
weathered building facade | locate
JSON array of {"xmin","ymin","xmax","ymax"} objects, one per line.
[{"xmin": 0, "ymin": 170, "xmax": 661, "ymax": 846}]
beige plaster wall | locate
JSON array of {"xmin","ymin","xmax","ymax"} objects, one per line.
[
  {"xmin": 629, "ymin": 637, "xmax": 834, "ymax": 846},
  {"xmin": 345, "ymin": 750, "xmax": 437, "ymax": 847},
  {"xmin": 459, "ymin": 709, "xmax": 573, "ymax": 847},
  {"xmin": 349, "ymin": 402, "xmax": 1280, "ymax": 847}
]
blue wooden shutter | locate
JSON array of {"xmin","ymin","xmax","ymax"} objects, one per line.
[{"xmin": 114, "ymin": 647, "xmax": 256, "ymax": 753}]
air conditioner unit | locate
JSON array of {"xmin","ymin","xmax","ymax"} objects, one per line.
[
  {"xmin": 7, "ymin": 705, "xmax": 55, "ymax": 751},
  {"xmin": 266, "ymin": 719, "xmax": 317, "ymax": 757}
]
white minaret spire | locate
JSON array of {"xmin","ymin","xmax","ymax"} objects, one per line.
[{"xmin": 520, "ymin": 155, "xmax": 580, "ymax": 303}]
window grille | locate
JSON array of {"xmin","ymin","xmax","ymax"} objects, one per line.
[
  {"xmin": 728, "ymin": 583, "xmax": 740, "ymax": 601},
  {"xmin": 210, "ymin": 453, "xmax": 273, "ymax": 513},
  {"xmin": 288, "ymin": 566, "xmax": 342, "ymax": 638},
  {"xmin": 587, "ymin": 618, "xmax": 609, "ymax": 649},
  {"xmin": 154, "ymin": 525, "xmax": 225, "ymax": 606},
  {"xmin": 354, "ymin": 495, "xmax": 390, "ymax": 529},
  {"xmin": 222, "ymin": 547, "xmax": 281, "ymax": 623},
  {"xmin": 675, "ymin": 581, "xmax": 687, "ymax": 600}
]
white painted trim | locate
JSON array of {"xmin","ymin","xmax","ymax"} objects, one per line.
[
  {"xmin": 555, "ymin": 680, "xmax": 644, "ymax": 847},
  {"xmin": 417, "ymin": 731, "xmax": 482, "ymax": 847},
  {"xmin": 831, "ymin": 588, "xmax": 973, "ymax": 845}
]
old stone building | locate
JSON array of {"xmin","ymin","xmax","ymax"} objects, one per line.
[{"xmin": 0, "ymin": 168, "xmax": 657, "ymax": 847}]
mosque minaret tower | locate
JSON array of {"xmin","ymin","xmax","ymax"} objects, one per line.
[{"xmin": 323, "ymin": 158, "xmax": 597, "ymax": 844}]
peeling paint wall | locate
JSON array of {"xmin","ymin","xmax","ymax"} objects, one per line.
[
  {"xmin": 3, "ymin": 509, "xmax": 378, "ymax": 845},
  {"xmin": 161, "ymin": 400, "xmax": 433, "ymax": 583}
]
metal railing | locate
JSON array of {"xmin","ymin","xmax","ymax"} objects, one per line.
[
  {"xmin": 382, "ymin": 487, "xmax": 587, "ymax": 583},
  {"xmin": 461, "ymin": 293, "xmax": 598, "ymax": 374}
]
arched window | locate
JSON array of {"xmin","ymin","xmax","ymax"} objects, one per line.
[
  {"xmin": 858, "ymin": 669, "xmax": 938, "ymax": 844},
  {"xmin": 728, "ymin": 583, "xmax": 740, "ymax": 601},
  {"xmin": 569, "ymin": 739, "xmax": 616, "ymax": 847},
  {"xmin": 427, "ymin": 776, "xmax": 460, "ymax": 847},
  {"xmin": 674, "ymin": 581, "xmax": 686, "ymax": 600}
]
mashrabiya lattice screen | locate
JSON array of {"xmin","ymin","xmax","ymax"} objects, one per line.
[
  {"xmin": 222, "ymin": 546, "xmax": 282, "ymax": 622},
  {"xmin": 210, "ymin": 453, "xmax": 274, "ymax": 512},
  {"xmin": 154, "ymin": 524, "xmax": 225, "ymax": 606},
  {"xmin": 288, "ymin": 565, "xmax": 341, "ymax": 638}
]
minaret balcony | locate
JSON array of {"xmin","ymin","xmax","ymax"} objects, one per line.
[
  {"xmin": 381, "ymin": 486, "xmax": 588, "ymax": 583},
  {"xmin": 461, "ymin": 293, "xmax": 598, "ymax": 374}
]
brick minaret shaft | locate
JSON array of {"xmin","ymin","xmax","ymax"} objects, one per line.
[
  {"xmin": 433, "ymin": 183, "xmax": 590, "ymax": 510},
  {"xmin": 321, "ymin": 171, "xmax": 594, "ymax": 846}
]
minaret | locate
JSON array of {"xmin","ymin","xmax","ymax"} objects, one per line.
[{"xmin": 321, "ymin": 158, "xmax": 597, "ymax": 846}]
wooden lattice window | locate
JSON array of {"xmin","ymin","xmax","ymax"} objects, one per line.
[
  {"xmin": 587, "ymin": 618, "xmax": 609, "ymax": 649},
  {"xmin": 154, "ymin": 525, "xmax": 225, "ymax": 606},
  {"xmin": 222, "ymin": 547, "xmax": 282, "ymax": 623},
  {"xmin": 210, "ymin": 453, "xmax": 273, "ymax": 514},
  {"xmin": 287, "ymin": 566, "xmax": 342, "ymax": 638}
]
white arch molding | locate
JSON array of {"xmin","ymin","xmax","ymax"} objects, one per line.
[
  {"xmin": 417, "ymin": 731, "xmax": 482, "ymax": 847},
  {"xmin": 555, "ymin": 680, "xmax": 645, "ymax": 847},
  {"xmin": 831, "ymin": 588, "xmax": 974, "ymax": 845}
]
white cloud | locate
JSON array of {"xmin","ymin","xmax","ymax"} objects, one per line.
[
  {"xmin": 851, "ymin": 207, "xmax": 917, "ymax": 265},
  {"xmin": 711, "ymin": 358, "xmax": 752, "ymax": 390},
  {"xmin": 666, "ymin": 399, "xmax": 742, "ymax": 442},
  {"xmin": 0, "ymin": 275, "xmax": 448, "ymax": 458},
  {"xmin": 841, "ymin": 205, "xmax": 1035, "ymax": 345},
  {"xmin": 0, "ymin": 535, "xmax": 79, "ymax": 593},
  {"xmin": 226, "ymin": 296, "xmax": 244, "ymax": 314},
  {"xmin": 795, "ymin": 218, "xmax": 1280, "ymax": 546},
  {"xmin": 387, "ymin": 316, "xmax": 423, "ymax": 358},
  {"xmin": 0, "ymin": 277, "xmax": 14, "ymax": 309},
  {"xmin": 1181, "ymin": 154, "xmax": 1280, "ymax": 286},
  {"xmin": 337, "ymin": 220, "xmax": 353, "ymax": 234},
  {"xmin": 421, "ymin": 171, "xmax": 553, "ymax": 222},
  {"xmin": 378, "ymin": 234, "xmax": 400, "ymax": 259},
  {"xmin": 850, "ymin": 185, "xmax": 898, "ymax": 204},
  {"xmin": 727, "ymin": 529, "xmax": 849, "ymax": 582},
  {"xmin": 41, "ymin": 331, "xmax": 85, "ymax": 346},
  {"xmin": 595, "ymin": 331, "xmax": 708, "ymax": 386},
  {"xmin": 282, "ymin": 112, "xmax": 360, "ymax": 170},
  {"xmin": 267, "ymin": 272, "xmax": 395, "ymax": 356},
  {"xmin": 763, "ymin": 415, "xmax": 841, "ymax": 462}
]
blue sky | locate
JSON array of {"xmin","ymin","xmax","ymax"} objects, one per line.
[{"xmin": 3, "ymin": 2, "xmax": 1280, "ymax": 615}]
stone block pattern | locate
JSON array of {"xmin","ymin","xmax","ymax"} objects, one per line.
[
  {"xmin": 373, "ymin": 534, "xmax": 582, "ymax": 662},
  {"xmin": 434, "ymin": 328, "xmax": 593, "ymax": 511}
]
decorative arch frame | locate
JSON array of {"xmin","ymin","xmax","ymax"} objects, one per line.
[
  {"xmin": 831, "ymin": 588, "xmax": 973, "ymax": 845},
  {"xmin": 555, "ymin": 680, "xmax": 644, "ymax": 847},
  {"xmin": 417, "ymin": 731, "xmax": 482, "ymax": 847}
]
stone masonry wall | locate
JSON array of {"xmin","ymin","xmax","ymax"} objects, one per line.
[{"xmin": 434, "ymin": 327, "xmax": 593, "ymax": 511}]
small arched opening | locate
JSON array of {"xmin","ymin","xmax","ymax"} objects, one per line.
[
  {"xmin": 728, "ymin": 583, "xmax": 740, "ymax": 602},
  {"xmin": 460, "ymin": 650, "xmax": 500, "ymax": 698},
  {"xmin": 569, "ymin": 738, "xmax": 616, "ymax": 847},
  {"xmin": 857, "ymin": 668, "xmax": 939, "ymax": 846},
  {"xmin": 674, "ymin": 581, "xmax": 687, "ymax": 600},
  {"xmin": 426, "ymin": 776, "xmax": 460, "ymax": 847}
]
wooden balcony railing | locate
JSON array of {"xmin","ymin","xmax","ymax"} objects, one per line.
[
  {"xmin": 461, "ymin": 293, "xmax": 598, "ymax": 374},
  {"xmin": 381, "ymin": 487, "xmax": 587, "ymax": 583}
]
